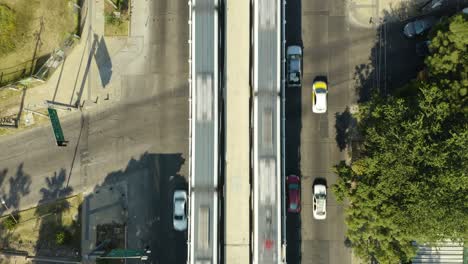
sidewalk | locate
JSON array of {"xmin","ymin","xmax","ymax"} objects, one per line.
[
  {"xmin": 23, "ymin": 0, "xmax": 145, "ymax": 120},
  {"xmin": 348, "ymin": 0, "xmax": 428, "ymax": 28}
]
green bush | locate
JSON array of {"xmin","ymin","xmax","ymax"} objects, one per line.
[
  {"xmin": 0, "ymin": 4, "xmax": 17, "ymax": 55},
  {"xmin": 105, "ymin": 12, "xmax": 122, "ymax": 26},
  {"xmin": 55, "ymin": 230, "xmax": 68, "ymax": 245},
  {"xmin": 2, "ymin": 216, "xmax": 18, "ymax": 230}
]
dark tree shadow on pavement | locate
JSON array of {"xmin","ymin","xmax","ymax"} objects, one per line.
[
  {"xmin": 81, "ymin": 152, "xmax": 187, "ymax": 264},
  {"xmin": 0, "ymin": 164, "xmax": 31, "ymax": 261},
  {"xmin": 1, "ymin": 163, "xmax": 32, "ymax": 213},
  {"xmin": 34, "ymin": 169, "xmax": 77, "ymax": 259},
  {"xmin": 335, "ymin": 107, "xmax": 358, "ymax": 152},
  {"xmin": 38, "ymin": 169, "xmax": 73, "ymax": 204},
  {"xmin": 353, "ymin": 0, "xmax": 465, "ymax": 103}
]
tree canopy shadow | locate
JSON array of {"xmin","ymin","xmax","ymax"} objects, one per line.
[
  {"xmin": 82, "ymin": 152, "xmax": 187, "ymax": 264},
  {"xmin": 33, "ymin": 168, "xmax": 78, "ymax": 259},
  {"xmin": 335, "ymin": 107, "xmax": 358, "ymax": 151},
  {"xmin": 0, "ymin": 163, "xmax": 31, "ymax": 214}
]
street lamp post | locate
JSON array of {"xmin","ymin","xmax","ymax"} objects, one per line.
[{"xmin": 1, "ymin": 198, "xmax": 18, "ymax": 224}]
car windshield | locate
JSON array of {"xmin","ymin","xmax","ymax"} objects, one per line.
[
  {"xmin": 414, "ymin": 20, "xmax": 425, "ymax": 34},
  {"xmin": 174, "ymin": 215, "xmax": 184, "ymax": 220},
  {"xmin": 289, "ymin": 183, "xmax": 299, "ymax": 189},
  {"xmin": 290, "ymin": 203, "xmax": 298, "ymax": 210},
  {"xmin": 315, "ymin": 193, "xmax": 326, "ymax": 198},
  {"xmin": 315, "ymin": 88, "xmax": 327, "ymax": 94}
]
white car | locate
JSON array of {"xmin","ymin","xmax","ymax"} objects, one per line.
[
  {"xmin": 313, "ymin": 183, "xmax": 327, "ymax": 220},
  {"xmin": 287, "ymin": 45, "xmax": 302, "ymax": 87},
  {"xmin": 173, "ymin": 190, "xmax": 187, "ymax": 231},
  {"xmin": 312, "ymin": 80, "xmax": 328, "ymax": 113}
]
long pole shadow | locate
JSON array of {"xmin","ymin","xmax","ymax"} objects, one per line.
[
  {"xmin": 52, "ymin": 57, "xmax": 67, "ymax": 102},
  {"xmin": 69, "ymin": 32, "xmax": 91, "ymax": 106},
  {"xmin": 15, "ymin": 86, "xmax": 27, "ymax": 128},
  {"xmin": 30, "ymin": 17, "xmax": 45, "ymax": 76},
  {"xmin": 75, "ymin": 32, "xmax": 98, "ymax": 108},
  {"xmin": 66, "ymin": 113, "xmax": 87, "ymax": 188}
]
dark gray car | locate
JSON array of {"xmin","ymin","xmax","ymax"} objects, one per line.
[{"xmin": 403, "ymin": 17, "xmax": 437, "ymax": 38}]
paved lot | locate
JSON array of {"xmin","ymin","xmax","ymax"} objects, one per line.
[
  {"xmin": 284, "ymin": 0, "xmax": 371, "ymax": 263},
  {"xmin": 0, "ymin": 0, "xmax": 189, "ymax": 263}
]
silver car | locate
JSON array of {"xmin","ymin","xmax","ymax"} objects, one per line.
[{"xmin": 173, "ymin": 190, "xmax": 187, "ymax": 231}]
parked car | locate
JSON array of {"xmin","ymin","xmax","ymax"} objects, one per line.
[
  {"xmin": 287, "ymin": 46, "xmax": 302, "ymax": 87},
  {"xmin": 287, "ymin": 175, "xmax": 301, "ymax": 213},
  {"xmin": 416, "ymin": 41, "xmax": 431, "ymax": 57},
  {"xmin": 312, "ymin": 80, "xmax": 328, "ymax": 113},
  {"xmin": 313, "ymin": 183, "xmax": 327, "ymax": 220},
  {"xmin": 403, "ymin": 17, "xmax": 437, "ymax": 38},
  {"xmin": 173, "ymin": 190, "xmax": 187, "ymax": 231}
]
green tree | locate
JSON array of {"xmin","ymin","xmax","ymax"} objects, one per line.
[
  {"xmin": 334, "ymin": 14, "xmax": 468, "ymax": 263},
  {"xmin": 0, "ymin": 4, "xmax": 17, "ymax": 55},
  {"xmin": 2, "ymin": 216, "xmax": 18, "ymax": 230}
]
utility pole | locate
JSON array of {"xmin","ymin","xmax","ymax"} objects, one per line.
[{"xmin": 1, "ymin": 198, "xmax": 18, "ymax": 224}]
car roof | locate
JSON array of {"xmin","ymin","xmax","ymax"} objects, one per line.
[
  {"xmin": 315, "ymin": 93, "xmax": 327, "ymax": 109},
  {"xmin": 315, "ymin": 197, "xmax": 326, "ymax": 213},
  {"xmin": 290, "ymin": 59, "xmax": 300, "ymax": 71},
  {"xmin": 174, "ymin": 196, "xmax": 186, "ymax": 216}
]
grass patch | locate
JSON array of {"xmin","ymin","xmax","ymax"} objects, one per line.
[
  {"xmin": 0, "ymin": 0, "xmax": 78, "ymax": 86},
  {"xmin": 0, "ymin": 195, "xmax": 82, "ymax": 254},
  {"xmin": 0, "ymin": 4, "xmax": 17, "ymax": 55},
  {"xmin": 104, "ymin": 0, "xmax": 130, "ymax": 36}
]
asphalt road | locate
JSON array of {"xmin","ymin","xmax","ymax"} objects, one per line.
[
  {"xmin": 283, "ymin": 0, "xmax": 455, "ymax": 263},
  {"xmin": 254, "ymin": 0, "xmax": 282, "ymax": 263},
  {"xmin": 0, "ymin": 0, "xmax": 189, "ymax": 263},
  {"xmin": 284, "ymin": 0, "xmax": 367, "ymax": 263}
]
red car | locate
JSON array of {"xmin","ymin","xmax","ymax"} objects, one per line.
[{"xmin": 287, "ymin": 175, "xmax": 301, "ymax": 213}]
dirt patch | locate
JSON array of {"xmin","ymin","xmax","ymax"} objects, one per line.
[
  {"xmin": 0, "ymin": 84, "xmax": 51, "ymax": 137},
  {"xmin": 0, "ymin": 88, "xmax": 22, "ymax": 117},
  {"xmin": 0, "ymin": 195, "xmax": 82, "ymax": 257},
  {"xmin": 0, "ymin": 0, "xmax": 78, "ymax": 85},
  {"xmin": 104, "ymin": 0, "xmax": 130, "ymax": 36}
]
